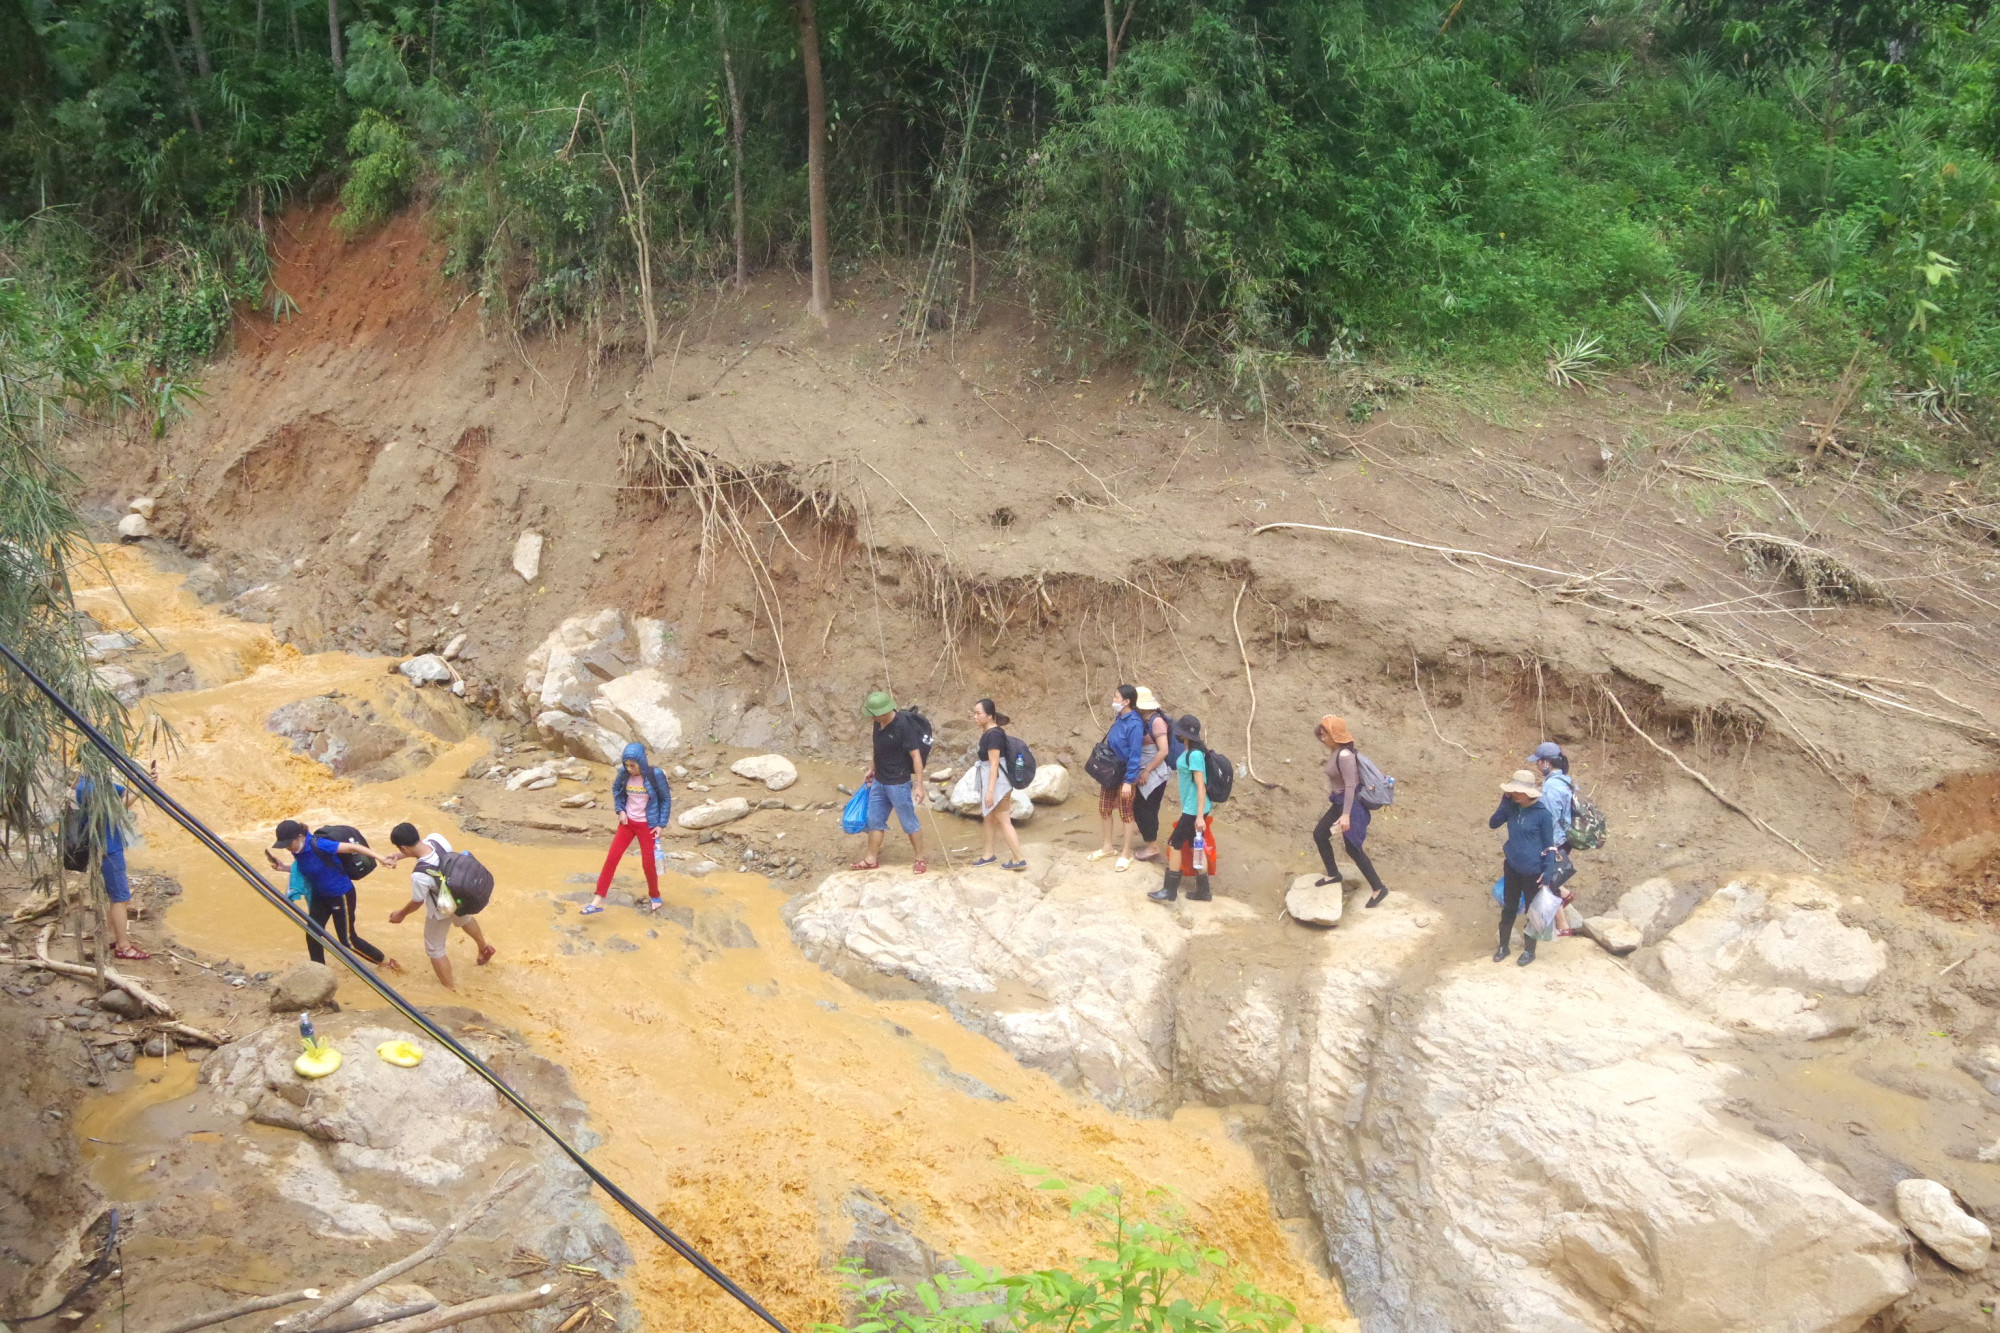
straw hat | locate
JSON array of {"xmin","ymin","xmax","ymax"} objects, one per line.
[
  {"xmin": 1500, "ymin": 769, "xmax": 1543, "ymax": 799},
  {"xmin": 1318, "ymin": 714, "xmax": 1354, "ymax": 745},
  {"xmin": 1133, "ymin": 685, "xmax": 1161, "ymax": 711}
]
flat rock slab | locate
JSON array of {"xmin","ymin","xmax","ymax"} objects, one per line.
[
  {"xmin": 1897, "ymin": 1178, "xmax": 1992, "ymax": 1271},
  {"xmin": 679, "ymin": 797, "xmax": 751, "ymax": 829},
  {"xmin": 1285, "ymin": 874, "xmax": 1344, "ymax": 926},
  {"xmin": 1581, "ymin": 914, "xmax": 1643, "ymax": 955},
  {"xmin": 732, "ymin": 754, "xmax": 798, "ymax": 790}
]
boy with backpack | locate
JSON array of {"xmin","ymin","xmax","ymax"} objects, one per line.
[
  {"xmin": 267, "ymin": 819, "xmax": 401, "ymax": 971},
  {"xmin": 385, "ymin": 822, "xmax": 497, "ymax": 990}
]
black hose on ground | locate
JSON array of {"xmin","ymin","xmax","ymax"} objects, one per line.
[{"xmin": 0, "ymin": 641, "xmax": 794, "ymax": 1333}]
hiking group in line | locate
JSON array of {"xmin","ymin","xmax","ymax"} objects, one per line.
[{"xmin": 840, "ymin": 688, "xmax": 1600, "ymax": 946}]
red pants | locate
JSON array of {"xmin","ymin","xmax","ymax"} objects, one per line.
[
  {"xmin": 595, "ymin": 820, "xmax": 660, "ymax": 899},
  {"xmin": 1168, "ymin": 813, "xmax": 1218, "ymax": 875}
]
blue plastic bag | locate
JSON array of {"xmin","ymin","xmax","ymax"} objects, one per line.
[
  {"xmin": 840, "ymin": 784, "xmax": 873, "ymax": 835},
  {"xmin": 1491, "ymin": 877, "xmax": 1505, "ymax": 906}
]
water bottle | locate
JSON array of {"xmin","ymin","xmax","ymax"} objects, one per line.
[
  {"xmin": 298, "ymin": 1012, "xmax": 316, "ymax": 1047},
  {"xmin": 1192, "ymin": 824, "xmax": 1208, "ymax": 874},
  {"xmin": 655, "ymin": 841, "xmax": 667, "ymax": 871}
]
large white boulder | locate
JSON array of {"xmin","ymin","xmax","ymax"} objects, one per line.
[
  {"xmin": 512, "ymin": 530, "xmax": 543, "ymax": 582},
  {"xmin": 1023, "ymin": 762, "xmax": 1072, "ymax": 804},
  {"xmin": 1895, "ymin": 1178, "xmax": 1991, "ymax": 1271},
  {"xmin": 521, "ymin": 609, "xmax": 637, "ymax": 715},
  {"xmin": 1318, "ymin": 946, "xmax": 1912, "ymax": 1331},
  {"xmin": 116, "ymin": 512, "xmax": 150, "ymax": 540},
  {"xmin": 785, "ymin": 855, "xmax": 1256, "ymax": 1113},
  {"xmin": 1616, "ymin": 876, "xmax": 1705, "ymax": 945},
  {"xmin": 731, "ymin": 754, "xmax": 798, "ymax": 791},
  {"xmin": 678, "ymin": 797, "xmax": 751, "ymax": 830},
  {"xmin": 1658, "ymin": 876, "xmax": 1886, "ymax": 1039},
  {"xmin": 1284, "ymin": 873, "xmax": 1343, "ymax": 926},
  {"xmin": 535, "ymin": 710, "xmax": 627, "ymax": 766},
  {"xmin": 398, "ymin": 653, "xmax": 453, "ymax": 686},
  {"xmin": 593, "ymin": 668, "xmax": 683, "ymax": 753}
]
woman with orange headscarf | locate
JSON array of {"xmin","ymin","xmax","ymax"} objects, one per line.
[{"xmin": 1313, "ymin": 716, "xmax": 1391, "ymax": 908}]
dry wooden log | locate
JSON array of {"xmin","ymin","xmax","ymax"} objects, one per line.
[
  {"xmin": 144, "ymin": 1287, "xmax": 321, "ymax": 1333},
  {"xmin": 280, "ymin": 1166, "xmax": 534, "ymax": 1332},
  {"xmin": 19, "ymin": 924, "xmax": 176, "ymax": 1016},
  {"xmin": 368, "ymin": 1286, "xmax": 556, "ymax": 1333}
]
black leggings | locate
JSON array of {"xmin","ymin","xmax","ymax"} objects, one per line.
[
  {"xmin": 1312, "ymin": 803, "xmax": 1387, "ymax": 897},
  {"xmin": 1133, "ymin": 782, "xmax": 1168, "ymax": 843},
  {"xmin": 1497, "ymin": 866, "xmax": 1541, "ymax": 948},
  {"xmin": 307, "ymin": 891, "xmax": 386, "ymax": 966}
]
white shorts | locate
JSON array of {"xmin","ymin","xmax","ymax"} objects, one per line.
[{"xmin": 423, "ymin": 913, "xmax": 472, "ymax": 959}]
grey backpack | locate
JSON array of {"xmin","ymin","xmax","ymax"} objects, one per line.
[{"xmin": 1354, "ymin": 752, "xmax": 1397, "ymax": 809}]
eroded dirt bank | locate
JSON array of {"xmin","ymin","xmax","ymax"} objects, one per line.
[{"xmin": 40, "ymin": 207, "xmax": 2000, "ymax": 1331}]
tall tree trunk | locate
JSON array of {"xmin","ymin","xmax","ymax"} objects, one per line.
[
  {"xmin": 714, "ymin": 0, "xmax": 748, "ymax": 293},
  {"xmin": 795, "ymin": 0, "xmax": 831, "ymax": 327},
  {"xmin": 327, "ymin": 0, "xmax": 343, "ymax": 70},
  {"xmin": 1104, "ymin": 0, "xmax": 1136, "ymax": 76},
  {"xmin": 290, "ymin": 0, "xmax": 302, "ymax": 61},
  {"xmin": 254, "ymin": 0, "xmax": 265, "ymax": 57},
  {"xmin": 184, "ymin": 0, "xmax": 212, "ymax": 77},
  {"xmin": 157, "ymin": 19, "xmax": 206, "ymax": 133}
]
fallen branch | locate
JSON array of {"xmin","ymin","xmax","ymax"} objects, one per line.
[
  {"xmin": 1250, "ymin": 521, "xmax": 1599, "ymax": 584},
  {"xmin": 283, "ymin": 1166, "xmax": 535, "ymax": 1332},
  {"xmin": 149, "ymin": 1019, "xmax": 227, "ymax": 1047},
  {"xmin": 22, "ymin": 924, "xmax": 175, "ymax": 1017},
  {"xmin": 1230, "ymin": 582, "xmax": 1280, "ymax": 789},
  {"xmin": 146, "ymin": 1288, "xmax": 321, "ymax": 1333},
  {"xmin": 1599, "ymin": 686, "xmax": 1820, "ymax": 867},
  {"xmin": 318, "ymin": 1302, "xmax": 438, "ymax": 1333},
  {"xmin": 369, "ymin": 1285, "xmax": 557, "ymax": 1333}
]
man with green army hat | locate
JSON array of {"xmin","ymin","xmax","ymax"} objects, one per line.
[{"xmin": 852, "ymin": 690, "xmax": 930, "ymax": 873}]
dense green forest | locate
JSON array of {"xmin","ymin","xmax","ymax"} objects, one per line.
[{"xmin": 5, "ymin": 0, "xmax": 2000, "ymax": 418}]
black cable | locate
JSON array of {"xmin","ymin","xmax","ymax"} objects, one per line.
[{"xmin": 0, "ymin": 642, "xmax": 793, "ymax": 1333}]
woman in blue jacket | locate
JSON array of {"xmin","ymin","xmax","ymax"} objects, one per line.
[
  {"xmin": 1089, "ymin": 685, "xmax": 1145, "ymax": 871},
  {"xmin": 1490, "ymin": 769, "xmax": 1559, "ymax": 967},
  {"xmin": 583, "ymin": 742, "xmax": 673, "ymax": 915}
]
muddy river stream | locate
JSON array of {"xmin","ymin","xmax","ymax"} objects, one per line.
[{"xmin": 70, "ymin": 546, "xmax": 1352, "ymax": 1330}]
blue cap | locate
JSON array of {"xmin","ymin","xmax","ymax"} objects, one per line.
[{"xmin": 1527, "ymin": 741, "xmax": 1563, "ymax": 762}]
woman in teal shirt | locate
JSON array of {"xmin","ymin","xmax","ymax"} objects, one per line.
[{"xmin": 1150, "ymin": 714, "xmax": 1215, "ymax": 904}]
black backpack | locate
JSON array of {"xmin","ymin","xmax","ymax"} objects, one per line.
[
  {"xmin": 901, "ymin": 708, "xmax": 935, "ymax": 764},
  {"xmin": 61, "ymin": 806, "xmax": 91, "ymax": 872},
  {"xmin": 312, "ymin": 824, "xmax": 377, "ymax": 881},
  {"xmin": 1204, "ymin": 750, "xmax": 1236, "ymax": 805},
  {"xmin": 1002, "ymin": 734, "xmax": 1037, "ymax": 790},
  {"xmin": 424, "ymin": 849, "xmax": 495, "ymax": 915}
]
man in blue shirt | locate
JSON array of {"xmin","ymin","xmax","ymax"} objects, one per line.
[
  {"xmin": 266, "ymin": 819, "xmax": 401, "ymax": 971},
  {"xmin": 74, "ymin": 768, "xmax": 153, "ymax": 961}
]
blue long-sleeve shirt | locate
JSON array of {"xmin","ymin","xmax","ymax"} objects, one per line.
[
  {"xmin": 1539, "ymin": 772, "xmax": 1574, "ymax": 846},
  {"xmin": 1105, "ymin": 710, "xmax": 1144, "ymax": 783},
  {"xmin": 1490, "ymin": 799, "xmax": 1558, "ymax": 880}
]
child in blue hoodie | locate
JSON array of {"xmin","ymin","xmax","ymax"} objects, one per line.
[{"xmin": 582, "ymin": 742, "xmax": 673, "ymax": 915}]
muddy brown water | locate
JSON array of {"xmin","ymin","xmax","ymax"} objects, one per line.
[{"xmin": 71, "ymin": 546, "xmax": 1355, "ymax": 1331}]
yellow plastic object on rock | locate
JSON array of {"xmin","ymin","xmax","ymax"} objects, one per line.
[
  {"xmin": 294, "ymin": 1039, "xmax": 343, "ymax": 1079},
  {"xmin": 376, "ymin": 1039, "xmax": 424, "ymax": 1068}
]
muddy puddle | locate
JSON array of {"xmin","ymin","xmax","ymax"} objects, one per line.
[{"xmin": 71, "ymin": 545, "xmax": 1353, "ymax": 1331}]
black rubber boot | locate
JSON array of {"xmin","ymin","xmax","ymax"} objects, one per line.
[
  {"xmin": 1493, "ymin": 939, "xmax": 1511, "ymax": 963},
  {"xmin": 1518, "ymin": 942, "xmax": 1537, "ymax": 967},
  {"xmin": 1187, "ymin": 874, "xmax": 1213, "ymax": 902},
  {"xmin": 1148, "ymin": 870, "xmax": 1181, "ymax": 903}
]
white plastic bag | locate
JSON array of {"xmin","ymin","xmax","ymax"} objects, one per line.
[{"xmin": 1525, "ymin": 887, "xmax": 1562, "ymax": 942}]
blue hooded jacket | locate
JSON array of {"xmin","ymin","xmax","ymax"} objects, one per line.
[
  {"xmin": 1105, "ymin": 709, "xmax": 1144, "ymax": 783},
  {"xmin": 611, "ymin": 742, "xmax": 673, "ymax": 827}
]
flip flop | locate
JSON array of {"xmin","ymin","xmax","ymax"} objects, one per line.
[
  {"xmin": 476, "ymin": 945, "xmax": 497, "ymax": 965},
  {"xmin": 912, "ymin": 860, "xmax": 928, "ymax": 874},
  {"xmin": 579, "ymin": 901, "xmax": 605, "ymax": 916},
  {"xmin": 972, "ymin": 856, "xmax": 998, "ymax": 867},
  {"xmin": 1086, "ymin": 849, "xmax": 1111, "ymax": 862},
  {"xmin": 643, "ymin": 898, "xmax": 662, "ymax": 912},
  {"xmin": 1114, "ymin": 857, "xmax": 1131, "ymax": 872}
]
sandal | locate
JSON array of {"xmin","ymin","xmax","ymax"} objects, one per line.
[
  {"xmin": 972, "ymin": 856, "xmax": 998, "ymax": 867},
  {"xmin": 1086, "ymin": 849, "xmax": 1111, "ymax": 862},
  {"xmin": 912, "ymin": 860, "xmax": 928, "ymax": 875},
  {"xmin": 1114, "ymin": 857, "xmax": 1131, "ymax": 873},
  {"xmin": 112, "ymin": 944, "xmax": 151, "ymax": 961},
  {"xmin": 643, "ymin": 898, "xmax": 662, "ymax": 912},
  {"xmin": 579, "ymin": 901, "xmax": 605, "ymax": 916},
  {"xmin": 476, "ymin": 945, "xmax": 497, "ymax": 965},
  {"xmin": 849, "ymin": 858, "xmax": 880, "ymax": 871}
]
